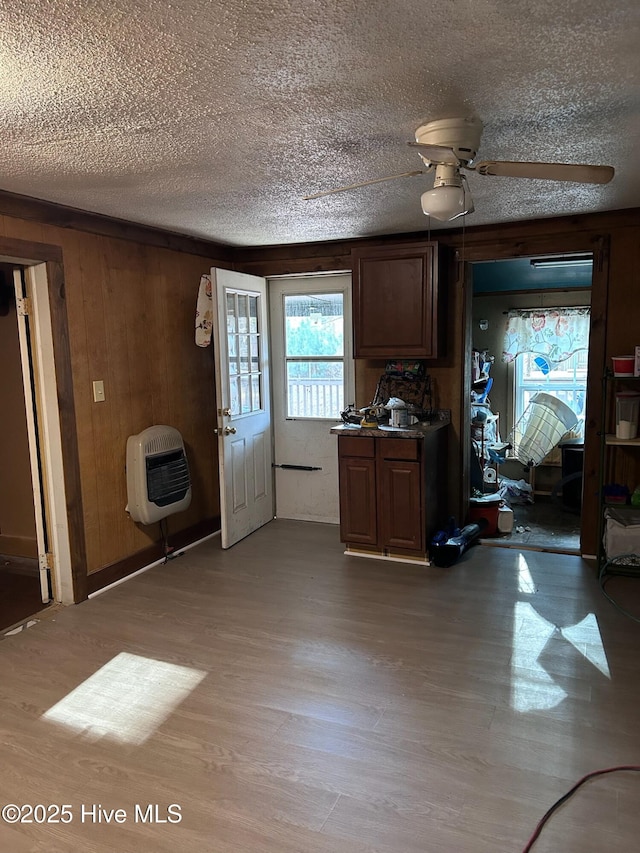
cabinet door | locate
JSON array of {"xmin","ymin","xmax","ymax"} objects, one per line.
[
  {"xmin": 351, "ymin": 242, "xmax": 441, "ymax": 358},
  {"xmin": 378, "ymin": 459, "xmax": 423, "ymax": 551},
  {"xmin": 338, "ymin": 456, "xmax": 377, "ymax": 545}
]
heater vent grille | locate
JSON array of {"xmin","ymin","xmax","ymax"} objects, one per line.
[
  {"xmin": 126, "ymin": 425, "xmax": 192, "ymax": 525},
  {"xmin": 143, "ymin": 430, "xmax": 183, "ymax": 457}
]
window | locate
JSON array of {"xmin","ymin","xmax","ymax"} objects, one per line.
[
  {"xmin": 515, "ymin": 349, "xmax": 588, "ymax": 429},
  {"xmin": 504, "ymin": 305, "xmax": 590, "ymax": 437},
  {"xmin": 226, "ymin": 290, "xmax": 262, "ymax": 416},
  {"xmin": 283, "ymin": 292, "xmax": 345, "ymax": 419}
]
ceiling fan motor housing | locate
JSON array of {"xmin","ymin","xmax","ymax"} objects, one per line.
[
  {"xmin": 433, "ymin": 163, "xmax": 463, "ymax": 187},
  {"xmin": 415, "ymin": 116, "xmax": 483, "ymax": 165}
]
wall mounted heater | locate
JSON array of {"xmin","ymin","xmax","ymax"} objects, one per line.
[{"xmin": 126, "ymin": 425, "xmax": 192, "ymax": 525}]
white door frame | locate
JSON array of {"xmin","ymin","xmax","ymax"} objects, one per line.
[
  {"xmin": 4, "ymin": 259, "xmax": 74, "ymax": 605},
  {"xmin": 27, "ymin": 263, "xmax": 74, "ymax": 604},
  {"xmin": 12, "ymin": 268, "xmax": 50, "ymax": 602},
  {"xmin": 268, "ymin": 272, "xmax": 353, "ymax": 524},
  {"xmin": 211, "ymin": 267, "xmax": 274, "ymax": 548}
]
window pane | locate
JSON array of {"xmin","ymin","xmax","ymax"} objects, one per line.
[
  {"xmin": 240, "ymin": 376, "xmax": 251, "ymax": 413},
  {"xmin": 249, "ymin": 296, "xmax": 258, "ymax": 333},
  {"xmin": 284, "ymin": 293, "xmax": 344, "ymax": 357},
  {"xmin": 237, "ymin": 294, "xmax": 248, "ymax": 333},
  {"xmin": 251, "ymin": 374, "xmax": 261, "ymax": 411},
  {"xmin": 229, "ymin": 377, "xmax": 240, "ymax": 416},
  {"xmin": 286, "ymin": 361, "xmax": 344, "ymax": 418},
  {"xmin": 226, "ymin": 293, "xmax": 236, "ymax": 333},
  {"xmin": 239, "ymin": 334, "xmax": 250, "ymax": 373},
  {"xmin": 250, "ymin": 335, "xmax": 259, "ymax": 370}
]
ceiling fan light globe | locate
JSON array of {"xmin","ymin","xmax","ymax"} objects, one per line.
[{"xmin": 420, "ymin": 185, "xmax": 472, "ymax": 221}]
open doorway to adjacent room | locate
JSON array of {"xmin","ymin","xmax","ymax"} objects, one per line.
[{"xmin": 469, "ymin": 254, "xmax": 593, "ymax": 554}]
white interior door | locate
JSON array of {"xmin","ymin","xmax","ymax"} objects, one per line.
[
  {"xmin": 211, "ymin": 268, "xmax": 274, "ymax": 548},
  {"xmin": 268, "ymin": 274, "xmax": 353, "ymax": 524}
]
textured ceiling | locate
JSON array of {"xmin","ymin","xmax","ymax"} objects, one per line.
[{"xmin": 0, "ymin": 0, "xmax": 638, "ymax": 247}]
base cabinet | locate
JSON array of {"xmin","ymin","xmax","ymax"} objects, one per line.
[
  {"xmin": 338, "ymin": 453, "xmax": 377, "ymax": 545},
  {"xmin": 379, "ymin": 458, "xmax": 423, "ymax": 550},
  {"xmin": 337, "ymin": 429, "xmax": 445, "ymax": 557}
]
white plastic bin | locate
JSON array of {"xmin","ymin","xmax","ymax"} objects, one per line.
[
  {"xmin": 604, "ymin": 507, "xmax": 640, "ymax": 559},
  {"xmin": 516, "ymin": 392, "xmax": 578, "ymax": 467},
  {"xmin": 616, "ymin": 392, "xmax": 640, "ymax": 439}
]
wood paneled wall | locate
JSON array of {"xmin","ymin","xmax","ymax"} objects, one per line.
[{"xmin": 0, "ymin": 209, "xmax": 227, "ymax": 594}]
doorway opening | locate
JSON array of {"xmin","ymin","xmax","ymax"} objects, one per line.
[{"xmin": 469, "ymin": 254, "xmax": 593, "ymax": 554}]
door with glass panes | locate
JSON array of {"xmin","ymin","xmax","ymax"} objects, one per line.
[
  {"xmin": 268, "ymin": 274, "xmax": 354, "ymax": 523},
  {"xmin": 211, "ymin": 268, "xmax": 273, "ymax": 548}
]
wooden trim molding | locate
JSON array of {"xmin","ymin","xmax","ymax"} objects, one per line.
[
  {"xmin": 86, "ymin": 517, "xmax": 220, "ymax": 595},
  {"xmin": 0, "ymin": 189, "xmax": 233, "ymax": 261},
  {"xmin": 0, "ymin": 235, "xmax": 63, "ymax": 264},
  {"xmin": 234, "ymin": 208, "xmax": 640, "ymax": 273},
  {"xmin": 46, "ymin": 258, "xmax": 89, "ymax": 602}
]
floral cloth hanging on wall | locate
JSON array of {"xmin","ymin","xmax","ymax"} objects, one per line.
[
  {"xmin": 195, "ymin": 274, "xmax": 213, "ymax": 347},
  {"xmin": 502, "ymin": 306, "xmax": 590, "ymax": 365}
]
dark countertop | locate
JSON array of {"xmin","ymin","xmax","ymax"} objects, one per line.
[{"xmin": 330, "ymin": 418, "xmax": 449, "ymax": 439}]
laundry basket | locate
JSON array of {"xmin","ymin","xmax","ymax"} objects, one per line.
[{"xmin": 514, "ymin": 392, "xmax": 579, "ymax": 467}]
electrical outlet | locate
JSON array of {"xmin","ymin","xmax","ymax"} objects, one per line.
[{"xmin": 92, "ymin": 380, "xmax": 106, "ymax": 403}]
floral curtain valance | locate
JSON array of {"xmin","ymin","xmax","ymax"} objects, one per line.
[{"xmin": 502, "ymin": 306, "xmax": 591, "ymax": 364}]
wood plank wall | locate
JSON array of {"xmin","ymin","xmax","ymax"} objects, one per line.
[{"xmin": 0, "ymin": 208, "xmax": 229, "ymax": 593}]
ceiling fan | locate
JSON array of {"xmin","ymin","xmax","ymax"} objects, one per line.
[{"xmin": 304, "ymin": 116, "xmax": 615, "ymax": 221}]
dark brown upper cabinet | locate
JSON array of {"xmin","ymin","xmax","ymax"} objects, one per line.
[{"xmin": 351, "ymin": 241, "xmax": 445, "ymax": 359}]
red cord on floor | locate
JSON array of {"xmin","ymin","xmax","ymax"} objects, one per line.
[{"xmin": 522, "ymin": 765, "xmax": 640, "ymax": 852}]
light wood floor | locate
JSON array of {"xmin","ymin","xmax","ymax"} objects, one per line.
[{"xmin": 1, "ymin": 520, "xmax": 639, "ymax": 852}]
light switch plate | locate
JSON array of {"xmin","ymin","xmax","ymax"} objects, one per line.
[{"xmin": 92, "ymin": 380, "xmax": 105, "ymax": 402}]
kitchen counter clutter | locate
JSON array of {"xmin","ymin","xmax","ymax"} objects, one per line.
[
  {"xmin": 330, "ymin": 418, "xmax": 449, "ymax": 440},
  {"xmin": 332, "ymin": 415, "xmax": 449, "ymax": 563}
]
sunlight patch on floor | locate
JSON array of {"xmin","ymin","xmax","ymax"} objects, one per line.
[
  {"xmin": 42, "ymin": 652, "xmax": 206, "ymax": 744},
  {"xmin": 511, "ymin": 601, "xmax": 568, "ymax": 712},
  {"xmin": 517, "ymin": 553, "xmax": 536, "ymax": 594},
  {"xmin": 561, "ymin": 613, "xmax": 611, "ymax": 678}
]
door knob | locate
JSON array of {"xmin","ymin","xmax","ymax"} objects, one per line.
[
  {"xmin": 224, "ymin": 426, "xmax": 237, "ymax": 435},
  {"xmin": 222, "ymin": 407, "xmax": 232, "ymax": 416}
]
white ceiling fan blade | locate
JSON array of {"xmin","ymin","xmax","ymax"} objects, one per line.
[
  {"xmin": 474, "ymin": 160, "xmax": 615, "ymax": 184},
  {"xmin": 407, "ymin": 141, "xmax": 460, "ymax": 165},
  {"xmin": 303, "ymin": 169, "xmax": 424, "ymax": 200}
]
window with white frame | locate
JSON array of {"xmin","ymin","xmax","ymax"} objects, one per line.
[
  {"xmin": 283, "ymin": 292, "xmax": 346, "ymax": 419},
  {"xmin": 504, "ymin": 306, "xmax": 590, "ymax": 439},
  {"xmin": 514, "ymin": 349, "xmax": 588, "ymax": 429}
]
